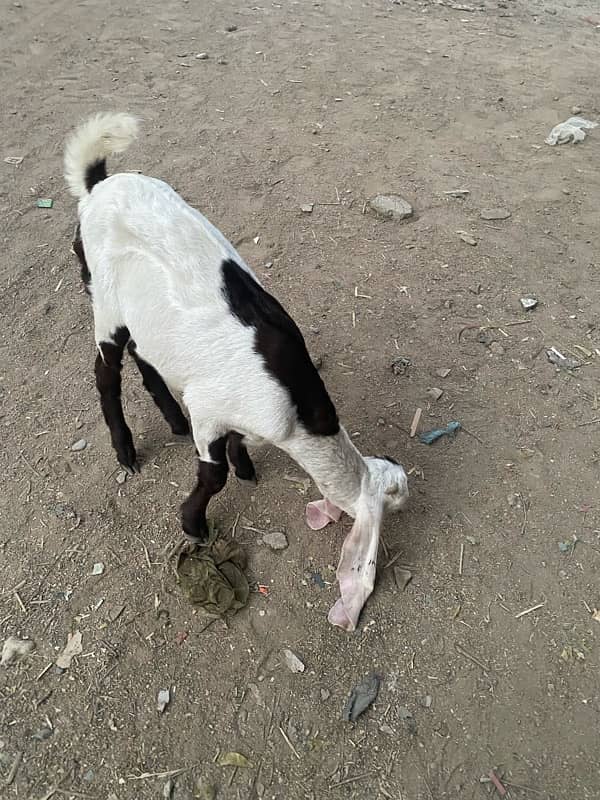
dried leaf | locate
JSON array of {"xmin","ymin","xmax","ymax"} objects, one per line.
[
  {"xmin": 216, "ymin": 751, "xmax": 252, "ymax": 768},
  {"xmin": 55, "ymin": 631, "xmax": 82, "ymax": 670}
]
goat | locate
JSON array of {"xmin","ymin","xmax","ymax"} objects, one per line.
[{"xmin": 64, "ymin": 113, "xmax": 409, "ymax": 631}]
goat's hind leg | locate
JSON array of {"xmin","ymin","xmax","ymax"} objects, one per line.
[
  {"xmin": 95, "ymin": 326, "xmax": 139, "ymax": 474},
  {"xmin": 227, "ymin": 432, "xmax": 257, "ymax": 485},
  {"xmin": 180, "ymin": 435, "xmax": 229, "ymax": 543},
  {"xmin": 127, "ymin": 343, "xmax": 190, "ymax": 436}
]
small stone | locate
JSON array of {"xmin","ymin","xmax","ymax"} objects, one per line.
[
  {"xmin": 195, "ymin": 52, "xmax": 209, "ymax": 60},
  {"xmin": 283, "ymin": 648, "xmax": 305, "ymax": 673},
  {"xmin": 426, "ymin": 387, "xmax": 443, "ymax": 401},
  {"xmin": 572, "ymin": 105, "xmax": 582, "ymax": 115},
  {"xmin": 391, "ymin": 356, "xmax": 411, "ymax": 376},
  {"xmin": 71, "ymin": 438, "xmax": 87, "ymax": 451},
  {"xmin": 393, "ymin": 567, "xmax": 412, "ymax": 591},
  {"xmin": 91, "ymin": 562, "xmax": 105, "ymax": 576},
  {"xmin": 116, "ymin": 470, "xmax": 127, "ymax": 485},
  {"xmin": 225, "ymin": 24, "xmax": 238, "ymax": 31},
  {"xmin": 312, "ymin": 355, "xmax": 323, "ymax": 370},
  {"xmin": 262, "ymin": 531, "xmax": 288, "ymax": 550},
  {"xmin": 520, "ymin": 297, "xmax": 538, "ymax": 311},
  {"xmin": 422, "ymin": 694, "xmax": 432, "ymax": 708},
  {"xmin": 435, "ymin": 367, "xmax": 451, "ymax": 378},
  {"xmin": 82, "ymin": 770, "xmax": 95, "ymax": 783},
  {"xmin": 480, "ymin": 208, "xmax": 511, "ymax": 220},
  {"xmin": 490, "ymin": 341, "xmax": 505, "ymax": 356},
  {"xmin": 157, "ymin": 688, "xmax": 170, "ymax": 713},
  {"xmin": 309, "ymin": 325, "xmax": 320, "ymax": 334},
  {"xmin": 369, "ymin": 194, "xmax": 413, "ymax": 221},
  {"xmin": 300, "ymin": 203, "xmax": 314, "ymax": 213},
  {"xmin": 379, "ymin": 723, "xmax": 395, "ymax": 735},
  {"xmin": 320, "ymin": 688, "xmax": 330, "ymax": 701},
  {"xmin": 457, "ymin": 231, "xmax": 477, "ymax": 246}
]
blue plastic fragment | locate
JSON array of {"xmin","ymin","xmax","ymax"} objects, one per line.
[{"xmin": 419, "ymin": 421, "xmax": 461, "ymax": 445}]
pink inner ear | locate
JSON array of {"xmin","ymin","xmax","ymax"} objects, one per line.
[{"xmin": 305, "ymin": 498, "xmax": 343, "ymax": 530}]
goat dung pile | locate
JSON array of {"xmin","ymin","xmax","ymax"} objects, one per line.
[{"xmin": 177, "ymin": 539, "xmax": 249, "ymax": 617}]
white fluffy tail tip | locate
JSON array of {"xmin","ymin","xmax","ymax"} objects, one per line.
[{"xmin": 64, "ymin": 112, "xmax": 140, "ymax": 199}]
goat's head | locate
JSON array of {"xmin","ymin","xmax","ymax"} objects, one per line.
[{"xmin": 364, "ymin": 455, "xmax": 409, "ymax": 514}]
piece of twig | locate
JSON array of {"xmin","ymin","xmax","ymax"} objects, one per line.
[
  {"xmin": 14, "ymin": 590, "xmax": 27, "ymax": 612},
  {"xmin": 454, "ymin": 642, "xmax": 489, "ymax": 672},
  {"xmin": 278, "ymin": 725, "xmax": 301, "ymax": 760},
  {"xmin": 488, "ymin": 769, "xmax": 507, "ymax": 797},
  {"xmin": 578, "ymin": 418, "xmax": 600, "ymax": 427},
  {"xmin": 515, "ymin": 601, "xmax": 545, "ymax": 619},
  {"xmin": 330, "ymin": 772, "xmax": 375, "ymax": 788},
  {"xmin": 129, "ymin": 764, "xmax": 197, "ymax": 780},
  {"xmin": 409, "ymin": 408, "xmax": 422, "ymax": 438},
  {"xmin": 229, "ymin": 511, "xmax": 241, "ymax": 539},
  {"xmin": 4, "ymin": 751, "xmax": 23, "ymax": 786},
  {"xmin": 458, "ymin": 318, "xmax": 531, "ymax": 342},
  {"xmin": 459, "ymin": 543, "xmax": 465, "ymax": 576}
]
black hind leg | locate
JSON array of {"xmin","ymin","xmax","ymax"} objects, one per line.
[
  {"xmin": 128, "ymin": 344, "xmax": 190, "ymax": 436},
  {"xmin": 227, "ymin": 432, "xmax": 257, "ymax": 485}
]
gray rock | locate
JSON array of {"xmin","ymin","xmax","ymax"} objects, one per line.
[
  {"xmin": 283, "ymin": 648, "xmax": 305, "ymax": 673},
  {"xmin": 520, "ymin": 297, "xmax": 538, "ymax": 311},
  {"xmin": 71, "ymin": 438, "xmax": 87, "ymax": 451},
  {"xmin": 369, "ymin": 194, "xmax": 413, "ymax": 220},
  {"xmin": 262, "ymin": 531, "xmax": 288, "ymax": 550},
  {"xmin": 480, "ymin": 208, "xmax": 511, "ymax": 220}
]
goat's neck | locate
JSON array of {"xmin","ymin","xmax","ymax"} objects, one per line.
[{"xmin": 281, "ymin": 425, "xmax": 367, "ymax": 518}]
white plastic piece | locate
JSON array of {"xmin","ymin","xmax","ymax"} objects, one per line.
[{"xmin": 545, "ymin": 116, "xmax": 598, "ymax": 146}]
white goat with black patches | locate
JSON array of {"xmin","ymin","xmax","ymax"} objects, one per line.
[{"xmin": 64, "ymin": 113, "xmax": 409, "ymax": 631}]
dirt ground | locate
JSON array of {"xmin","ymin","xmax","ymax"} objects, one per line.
[{"xmin": 2, "ymin": 0, "xmax": 600, "ymax": 798}]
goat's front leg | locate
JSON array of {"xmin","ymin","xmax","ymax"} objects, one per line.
[
  {"xmin": 95, "ymin": 332, "xmax": 139, "ymax": 474},
  {"xmin": 180, "ymin": 436, "xmax": 229, "ymax": 543}
]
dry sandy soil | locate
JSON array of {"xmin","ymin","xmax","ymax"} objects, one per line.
[{"xmin": 1, "ymin": 0, "xmax": 600, "ymax": 798}]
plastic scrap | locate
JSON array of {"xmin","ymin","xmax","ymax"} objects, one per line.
[
  {"xmin": 545, "ymin": 116, "xmax": 597, "ymax": 146},
  {"xmin": 419, "ymin": 421, "xmax": 461, "ymax": 445},
  {"xmin": 342, "ymin": 672, "xmax": 381, "ymax": 722},
  {"xmin": 36, "ymin": 198, "xmax": 54, "ymax": 208}
]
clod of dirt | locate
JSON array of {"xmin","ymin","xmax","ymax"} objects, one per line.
[
  {"xmin": 157, "ymin": 688, "xmax": 170, "ymax": 713},
  {"xmin": 520, "ymin": 296, "xmax": 538, "ymax": 311},
  {"xmin": 1, "ymin": 636, "xmax": 35, "ymax": 666},
  {"xmin": 480, "ymin": 208, "xmax": 511, "ymax": 220},
  {"xmin": 369, "ymin": 194, "xmax": 413, "ymax": 220},
  {"xmin": 457, "ymin": 230, "xmax": 477, "ymax": 246},
  {"xmin": 55, "ymin": 631, "xmax": 82, "ymax": 671},
  {"xmin": 398, "ymin": 705, "xmax": 417, "ymax": 735},
  {"xmin": 71, "ymin": 438, "xmax": 87, "ymax": 451},
  {"xmin": 391, "ymin": 356, "xmax": 411, "ymax": 376},
  {"xmin": 283, "ymin": 648, "xmax": 305, "ymax": 673},
  {"xmin": 393, "ymin": 567, "xmax": 412, "ymax": 591},
  {"xmin": 342, "ymin": 672, "xmax": 381, "ymax": 722},
  {"xmin": 32, "ymin": 726, "xmax": 53, "ymax": 741},
  {"xmin": 195, "ymin": 779, "xmax": 216, "ymax": 800},
  {"xmin": 262, "ymin": 531, "xmax": 288, "ymax": 550}
]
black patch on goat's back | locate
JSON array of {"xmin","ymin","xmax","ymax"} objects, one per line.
[
  {"xmin": 73, "ymin": 223, "xmax": 91, "ymax": 293},
  {"xmin": 85, "ymin": 158, "xmax": 107, "ymax": 192},
  {"xmin": 221, "ymin": 259, "xmax": 339, "ymax": 436}
]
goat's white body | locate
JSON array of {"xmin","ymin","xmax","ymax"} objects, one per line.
[{"xmin": 80, "ymin": 173, "xmax": 296, "ymax": 460}]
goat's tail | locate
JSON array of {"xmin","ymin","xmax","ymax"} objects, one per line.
[{"xmin": 64, "ymin": 112, "xmax": 140, "ymax": 199}]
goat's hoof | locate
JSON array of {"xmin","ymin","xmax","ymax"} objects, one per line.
[
  {"xmin": 120, "ymin": 460, "xmax": 140, "ymax": 476},
  {"xmin": 182, "ymin": 531, "xmax": 209, "ymax": 545},
  {"xmin": 236, "ymin": 474, "xmax": 258, "ymax": 488}
]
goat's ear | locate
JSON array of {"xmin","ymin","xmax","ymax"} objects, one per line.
[
  {"xmin": 305, "ymin": 498, "xmax": 342, "ymax": 530},
  {"xmin": 328, "ymin": 493, "xmax": 384, "ymax": 631}
]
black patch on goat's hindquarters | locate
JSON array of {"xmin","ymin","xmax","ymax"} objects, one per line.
[
  {"xmin": 85, "ymin": 158, "xmax": 107, "ymax": 192},
  {"xmin": 221, "ymin": 259, "xmax": 339, "ymax": 436},
  {"xmin": 73, "ymin": 224, "xmax": 91, "ymax": 293}
]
